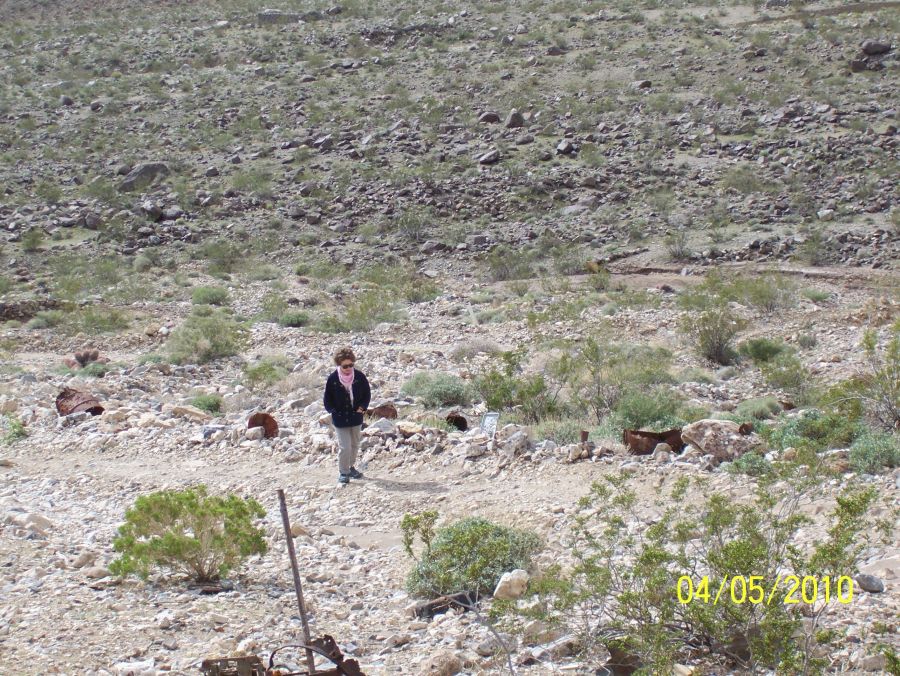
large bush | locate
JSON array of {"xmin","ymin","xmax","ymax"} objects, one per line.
[
  {"xmin": 510, "ymin": 474, "xmax": 886, "ymax": 672},
  {"xmin": 474, "ymin": 350, "xmax": 564, "ymax": 423},
  {"xmin": 680, "ymin": 304, "xmax": 746, "ymax": 365},
  {"xmin": 110, "ymin": 485, "xmax": 267, "ymax": 582},
  {"xmin": 167, "ymin": 311, "xmax": 248, "ymax": 364},
  {"xmin": 402, "ymin": 512, "xmax": 541, "ymax": 597},
  {"xmin": 401, "ymin": 372, "xmax": 472, "ymax": 408}
]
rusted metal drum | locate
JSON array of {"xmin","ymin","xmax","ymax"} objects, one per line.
[
  {"xmin": 247, "ymin": 412, "xmax": 278, "ymax": 439},
  {"xmin": 55, "ymin": 387, "xmax": 104, "ymax": 416}
]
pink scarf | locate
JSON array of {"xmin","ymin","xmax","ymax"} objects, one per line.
[{"xmin": 338, "ymin": 367, "xmax": 355, "ymax": 405}]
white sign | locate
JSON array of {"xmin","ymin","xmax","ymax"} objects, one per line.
[{"xmin": 480, "ymin": 412, "xmax": 500, "ymax": 439}]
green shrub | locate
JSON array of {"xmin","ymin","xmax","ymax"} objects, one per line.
[
  {"xmin": 483, "ymin": 244, "xmax": 534, "ymax": 281},
  {"xmin": 741, "ymin": 274, "xmax": 796, "ymax": 313},
  {"xmin": 191, "ymin": 394, "xmax": 223, "ymax": 414},
  {"xmin": 316, "ymin": 291, "xmax": 403, "ymax": 333},
  {"xmin": 760, "ymin": 353, "xmax": 817, "ymax": 404},
  {"xmin": 802, "ymin": 288, "xmax": 830, "ymax": 303},
  {"xmin": 530, "ymin": 417, "xmax": 586, "ymax": 444},
  {"xmin": 77, "ymin": 362, "xmax": 111, "ymax": 378},
  {"xmin": 512, "ymin": 474, "xmax": 883, "ymax": 673},
  {"xmin": 613, "ymin": 386, "xmax": 688, "ymax": 430},
  {"xmin": 848, "ymin": 432, "xmax": 900, "ymax": 474},
  {"xmin": 21, "ymin": 228, "xmax": 45, "ymax": 252},
  {"xmin": 735, "ymin": 396, "xmax": 782, "ymax": 420},
  {"xmin": 167, "ymin": 311, "xmax": 248, "ymax": 365},
  {"xmin": 558, "ymin": 339, "xmax": 674, "ymax": 424},
  {"xmin": 680, "ymin": 305, "xmax": 746, "ymax": 365},
  {"xmin": 738, "ymin": 337, "xmax": 789, "ymax": 364},
  {"xmin": 763, "ymin": 409, "xmax": 861, "ymax": 452},
  {"xmin": 474, "ymin": 350, "xmax": 563, "ymax": 423},
  {"xmin": 243, "ymin": 356, "xmax": 291, "ymax": 390},
  {"xmin": 191, "ymin": 286, "xmax": 230, "ymax": 306},
  {"xmin": 26, "ymin": 310, "xmax": 66, "ymax": 329},
  {"xmin": 726, "ymin": 450, "xmax": 774, "ymax": 477},
  {"xmin": 401, "ymin": 372, "xmax": 472, "ymax": 408},
  {"xmin": 858, "ymin": 323, "xmax": 900, "ymax": 431},
  {"xmin": 199, "ymin": 240, "xmax": 243, "ymax": 275},
  {"xmin": 244, "ymin": 263, "xmax": 281, "ymax": 281},
  {"xmin": 278, "ymin": 311, "xmax": 310, "ymax": 327},
  {"xmin": 402, "ymin": 512, "xmax": 541, "ymax": 597},
  {"xmin": 110, "ymin": 485, "xmax": 267, "ymax": 582},
  {"xmin": 74, "ymin": 307, "xmax": 130, "ymax": 334},
  {"xmin": 2, "ymin": 415, "xmax": 27, "ymax": 444}
]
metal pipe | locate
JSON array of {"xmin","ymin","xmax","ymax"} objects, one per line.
[{"xmin": 277, "ymin": 489, "xmax": 317, "ymax": 675}]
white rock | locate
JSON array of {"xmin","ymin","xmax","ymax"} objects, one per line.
[{"xmin": 493, "ymin": 569, "xmax": 529, "ymax": 600}]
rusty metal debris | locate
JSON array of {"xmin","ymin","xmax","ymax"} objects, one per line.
[
  {"xmin": 444, "ymin": 412, "xmax": 468, "ymax": 431},
  {"xmin": 623, "ymin": 428, "xmax": 684, "ymax": 455},
  {"xmin": 412, "ymin": 590, "xmax": 479, "ymax": 619},
  {"xmin": 247, "ymin": 412, "xmax": 279, "ymax": 439},
  {"xmin": 55, "ymin": 387, "xmax": 104, "ymax": 417},
  {"xmin": 367, "ymin": 403, "xmax": 397, "ymax": 419},
  {"xmin": 201, "ymin": 656, "xmax": 266, "ymax": 676},
  {"xmin": 202, "ymin": 492, "xmax": 366, "ymax": 675}
]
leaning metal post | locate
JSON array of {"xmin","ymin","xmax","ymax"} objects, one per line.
[{"xmin": 277, "ymin": 489, "xmax": 317, "ymax": 675}]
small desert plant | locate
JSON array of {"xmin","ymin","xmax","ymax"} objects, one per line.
[
  {"xmin": 761, "ymin": 353, "xmax": 818, "ymax": 405},
  {"xmin": 73, "ymin": 307, "xmax": 130, "ymax": 334},
  {"xmin": 110, "ymin": 485, "xmax": 267, "ymax": 582},
  {"xmin": 735, "ymin": 396, "xmax": 782, "ymax": 420},
  {"xmin": 316, "ymin": 292, "xmax": 403, "ymax": 333},
  {"xmin": 2, "ymin": 415, "xmax": 27, "ymax": 444},
  {"xmin": 664, "ymin": 230, "xmax": 691, "ymax": 261},
  {"xmin": 531, "ymin": 417, "xmax": 588, "ymax": 445},
  {"xmin": 848, "ymin": 432, "xmax": 900, "ymax": 474},
  {"xmin": 26, "ymin": 310, "xmax": 66, "ymax": 329},
  {"xmin": 680, "ymin": 304, "xmax": 746, "ymax": 365},
  {"xmin": 191, "ymin": 394, "xmax": 223, "ymax": 414},
  {"xmin": 278, "ymin": 310, "xmax": 310, "ymax": 328},
  {"xmin": 726, "ymin": 450, "xmax": 774, "ymax": 477},
  {"xmin": 167, "ymin": 311, "xmax": 248, "ymax": 365},
  {"xmin": 401, "ymin": 511, "xmax": 541, "ymax": 597},
  {"xmin": 243, "ymin": 356, "xmax": 291, "ymax": 390},
  {"xmin": 21, "ymin": 228, "xmax": 45, "ymax": 252},
  {"xmin": 401, "ymin": 372, "xmax": 472, "ymax": 408},
  {"xmin": 739, "ymin": 337, "xmax": 790, "ymax": 364},
  {"xmin": 763, "ymin": 409, "xmax": 861, "ymax": 454},
  {"xmin": 191, "ymin": 286, "xmax": 230, "ymax": 306}
]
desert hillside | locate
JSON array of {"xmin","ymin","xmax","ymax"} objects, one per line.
[{"xmin": 0, "ymin": 0, "xmax": 898, "ymax": 674}]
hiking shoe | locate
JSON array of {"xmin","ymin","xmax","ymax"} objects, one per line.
[
  {"xmin": 348, "ymin": 466, "xmax": 364, "ymax": 479},
  {"xmin": 338, "ymin": 473, "xmax": 350, "ymax": 484}
]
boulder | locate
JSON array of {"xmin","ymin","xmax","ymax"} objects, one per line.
[
  {"xmin": 680, "ymin": 419, "xmax": 757, "ymax": 462},
  {"xmin": 504, "ymin": 109, "xmax": 525, "ymax": 128},
  {"xmin": 861, "ymin": 39, "xmax": 891, "ymax": 56},
  {"xmin": 494, "ymin": 569, "xmax": 529, "ymax": 600},
  {"xmin": 419, "ymin": 651, "xmax": 462, "ymax": 676},
  {"xmin": 854, "ymin": 574, "xmax": 885, "ymax": 593},
  {"xmin": 118, "ymin": 162, "xmax": 169, "ymax": 192}
]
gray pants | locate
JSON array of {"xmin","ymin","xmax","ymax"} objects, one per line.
[{"xmin": 334, "ymin": 425, "xmax": 361, "ymax": 474}]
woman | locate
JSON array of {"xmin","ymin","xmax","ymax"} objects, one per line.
[{"xmin": 323, "ymin": 347, "xmax": 371, "ymax": 484}]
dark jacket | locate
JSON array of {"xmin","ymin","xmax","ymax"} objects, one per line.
[{"xmin": 323, "ymin": 369, "xmax": 371, "ymax": 428}]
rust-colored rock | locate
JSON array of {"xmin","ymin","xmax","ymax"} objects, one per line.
[
  {"xmin": 247, "ymin": 412, "xmax": 278, "ymax": 439},
  {"xmin": 445, "ymin": 412, "xmax": 468, "ymax": 431},
  {"xmin": 368, "ymin": 403, "xmax": 398, "ymax": 419},
  {"xmin": 55, "ymin": 387, "xmax": 104, "ymax": 417},
  {"xmin": 623, "ymin": 428, "xmax": 685, "ymax": 455}
]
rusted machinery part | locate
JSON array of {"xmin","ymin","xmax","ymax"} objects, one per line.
[
  {"xmin": 267, "ymin": 635, "xmax": 366, "ymax": 675},
  {"xmin": 247, "ymin": 412, "xmax": 279, "ymax": 438},
  {"xmin": 622, "ymin": 428, "xmax": 684, "ymax": 455},
  {"xmin": 55, "ymin": 387, "xmax": 104, "ymax": 416}
]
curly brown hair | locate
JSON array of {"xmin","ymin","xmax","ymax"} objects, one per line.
[{"xmin": 333, "ymin": 347, "xmax": 356, "ymax": 366}]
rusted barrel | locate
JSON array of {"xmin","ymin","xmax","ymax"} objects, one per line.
[
  {"xmin": 55, "ymin": 387, "xmax": 104, "ymax": 416},
  {"xmin": 247, "ymin": 412, "xmax": 278, "ymax": 439}
]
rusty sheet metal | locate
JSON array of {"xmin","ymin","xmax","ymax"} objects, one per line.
[
  {"xmin": 623, "ymin": 428, "xmax": 684, "ymax": 455},
  {"xmin": 368, "ymin": 403, "xmax": 397, "ymax": 419},
  {"xmin": 247, "ymin": 412, "xmax": 278, "ymax": 439},
  {"xmin": 445, "ymin": 412, "xmax": 468, "ymax": 431},
  {"xmin": 200, "ymin": 656, "xmax": 266, "ymax": 676},
  {"xmin": 55, "ymin": 387, "xmax": 104, "ymax": 417},
  {"xmin": 268, "ymin": 636, "xmax": 365, "ymax": 675}
]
